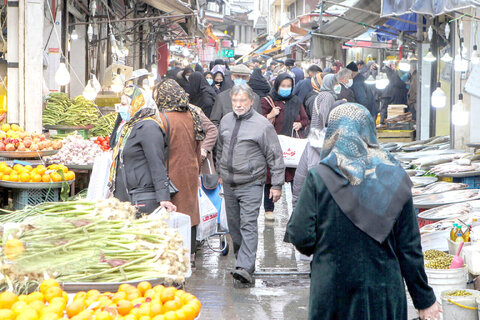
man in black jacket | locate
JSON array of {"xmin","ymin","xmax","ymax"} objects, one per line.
[
  {"xmin": 293, "ymin": 64, "xmax": 322, "ymax": 105},
  {"xmin": 347, "ymin": 61, "xmax": 378, "ymax": 119}
]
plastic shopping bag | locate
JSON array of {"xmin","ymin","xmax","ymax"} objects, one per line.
[
  {"xmin": 200, "ymin": 178, "xmax": 228, "ymax": 232},
  {"xmin": 277, "ymin": 133, "xmax": 308, "ymax": 168},
  {"xmin": 196, "ymin": 188, "xmax": 218, "ymax": 241},
  {"xmin": 87, "ymin": 151, "xmax": 113, "ymax": 200}
]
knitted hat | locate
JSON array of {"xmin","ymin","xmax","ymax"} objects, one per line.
[{"xmin": 346, "ymin": 61, "xmax": 358, "ymax": 72}]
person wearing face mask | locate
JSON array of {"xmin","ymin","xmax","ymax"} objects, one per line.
[
  {"xmin": 211, "ymin": 65, "xmax": 233, "ymax": 94},
  {"xmin": 210, "ymin": 64, "xmax": 261, "ymax": 126},
  {"xmin": 204, "ymin": 71, "xmax": 214, "ymax": 86},
  {"xmin": 109, "ymin": 85, "xmax": 177, "ymax": 216},
  {"xmin": 261, "ymin": 73, "xmax": 309, "ymax": 221},
  {"xmin": 311, "ymin": 74, "xmax": 339, "ymax": 130},
  {"xmin": 248, "ymin": 67, "xmax": 271, "ymax": 98},
  {"xmin": 346, "ymin": 61, "xmax": 379, "ymax": 120},
  {"xmin": 335, "ymin": 68, "xmax": 355, "ymax": 102},
  {"xmin": 188, "ymin": 71, "xmax": 217, "ymax": 118},
  {"xmin": 217, "ymin": 84, "xmax": 284, "ymax": 284},
  {"xmin": 175, "ymin": 67, "xmax": 193, "ymax": 95}
]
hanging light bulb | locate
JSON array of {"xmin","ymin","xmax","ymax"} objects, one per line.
[
  {"xmin": 445, "ymin": 23, "xmax": 450, "ymax": 40},
  {"xmin": 398, "ymin": 58, "xmax": 411, "ymax": 72},
  {"xmin": 365, "ymin": 75, "xmax": 376, "ymax": 85},
  {"xmin": 375, "ymin": 72, "xmax": 389, "ymax": 90},
  {"xmin": 441, "ymin": 51, "xmax": 453, "ymax": 63},
  {"xmin": 110, "ymin": 74, "xmax": 124, "ymax": 93},
  {"xmin": 472, "ymin": 45, "xmax": 480, "ymax": 65},
  {"xmin": 90, "ymin": 0, "xmax": 97, "ymax": 17},
  {"xmin": 431, "ymin": 82, "xmax": 446, "ymax": 108},
  {"xmin": 83, "ymin": 80, "xmax": 97, "ymax": 101},
  {"xmin": 67, "ymin": 40, "xmax": 71, "ymax": 52},
  {"xmin": 55, "ymin": 57, "xmax": 71, "ymax": 86},
  {"xmin": 428, "ymin": 25, "xmax": 433, "ymax": 41},
  {"xmin": 70, "ymin": 29, "xmax": 79, "ymax": 41},
  {"xmin": 151, "ymin": 63, "xmax": 158, "ymax": 75},
  {"xmin": 87, "ymin": 25, "xmax": 94, "ymax": 43},
  {"xmin": 452, "ymin": 93, "xmax": 469, "ymax": 126},
  {"xmin": 424, "ymin": 48, "xmax": 437, "ymax": 62},
  {"xmin": 454, "ymin": 49, "xmax": 469, "ymax": 72}
]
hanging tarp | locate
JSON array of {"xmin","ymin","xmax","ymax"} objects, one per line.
[
  {"xmin": 381, "ymin": 0, "xmax": 479, "ymax": 17},
  {"xmin": 376, "ymin": 13, "xmax": 417, "ymax": 42}
]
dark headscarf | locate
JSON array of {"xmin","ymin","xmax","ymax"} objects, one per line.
[
  {"xmin": 188, "ymin": 71, "xmax": 217, "ymax": 115},
  {"xmin": 153, "ymin": 78, "xmax": 205, "ymax": 141},
  {"xmin": 248, "ymin": 68, "xmax": 271, "ymax": 98},
  {"xmin": 317, "ymin": 103, "xmax": 412, "ymax": 243},
  {"xmin": 176, "ymin": 67, "xmax": 193, "ymax": 94},
  {"xmin": 194, "ymin": 63, "xmax": 204, "ymax": 73},
  {"xmin": 269, "ymin": 73, "xmax": 303, "ymax": 136}
]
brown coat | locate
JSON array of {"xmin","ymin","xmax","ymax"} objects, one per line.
[
  {"xmin": 160, "ymin": 111, "xmax": 202, "ymax": 226},
  {"xmin": 200, "ymin": 112, "xmax": 218, "ymax": 175}
]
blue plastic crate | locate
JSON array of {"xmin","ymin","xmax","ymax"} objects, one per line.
[
  {"xmin": 452, "ymin": 176, "xmax": 480, "ymax": 189},
  {"xmin": 12, "ymin": 188, "xmax": 59, "ymax": 210}
]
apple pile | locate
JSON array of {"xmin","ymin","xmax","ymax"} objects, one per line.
[{"xmin": 0, "ymin": 124, "xmax": 63, "ymax": 152}]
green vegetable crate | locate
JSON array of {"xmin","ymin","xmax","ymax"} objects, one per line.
[{"xmin": 13, "ymin": 188, "xmax": 59, "ymax": 210}]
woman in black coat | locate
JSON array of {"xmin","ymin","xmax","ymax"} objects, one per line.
[
  {"xmin": 248, "ymin": 68, "xmax": 271, "ymax": 98},
  {"xmin": 285, "ymin": 103, "xmax": 441, "ymax": 320},
  {"xmin": 109, "ymin": 85, "xmax": 177, "ymax": 215},
  {"xmin": 188, "ymin": 71, "xmax": 217, "ymax": 118},
  {"xmin": 176, "ymin": 67, "xmax": 193, "ymax": 95}
]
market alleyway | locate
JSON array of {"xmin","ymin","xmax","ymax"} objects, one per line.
[{"xmin": 184, "ymin": 186, "xmax": 419, "ymax": 319}]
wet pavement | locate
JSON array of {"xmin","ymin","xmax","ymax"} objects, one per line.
[{"xmin": 185, "ymin": 184, "xmax": 420, "ymax": 319}]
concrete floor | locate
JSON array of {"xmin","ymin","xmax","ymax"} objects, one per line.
[{"xmin": 185, "ymin": 185, "xmax": 421, "ymax": 320}]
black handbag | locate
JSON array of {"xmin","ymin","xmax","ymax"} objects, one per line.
[
  {"xmin": 162, "ymin": 111, "xmax": 179, "ymax": 197},
  {"xmin": 201, "ymin": 158, "xmax": 220, "ymax": 190}
]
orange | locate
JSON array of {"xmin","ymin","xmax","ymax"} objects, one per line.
[
  {"xmin": 181, "ymin": 305, "xmax": 197, "ymax": 320},
  {"xmin": 58, "ymin": 165, "xmax": 68, "ymax": 173},
  {"xmin": 50, "ymin": 172, "xmax": 62, "ymax": 182},
  {"xmin": 66, "ymin": 299, "xmax": 86, "ymax": 318},
  {"xmin": 160, "ymin": 287, "xmax": 176, "ymax": 303},
  {"xmin": 144, "ymin": 289, "xmax": 156, "ymax": 300},
  {"xmin": 175, "ymin": 309, "xmax": 187, "ymax": 320},
  {"xmin": 49, "ymin": 297, "xmax": 66, "ymax": 310},
  {"xmin": 44, "ymin": 286, "xmax": 63, "ymax": 303},
  {"xmin": 163, "ymin": 311, "xmax": 177, "ymax": 320},
  {"xmin": 3, "ymin": 167, "xmax": 12, "ymax": 175},
  {"xmin": 0, "ymin": 308, "xmax": 15, "ymax": 320},
  {"xmin": 150, "ymin": 302, "xmax": 163, "ymax": 316},
  {"xmin": 32, "ymin": 174, "xmax": 42, "ymax": 182},
  {"xmin": 139, "ymin": 316, "xmax": 151, "ymax": 320},
  {"xmin": 15, "ymin": 309, "xmax": 38, "ymax": 320},
  {"xmin": 189, "ymin": 299, "xmax": 201, "ymax": 317},
  {"xmin": 17, "ymin": 295, "xmax": 27, "ymax": 302},
  {"xmin": 42, "ymin": 174, "xmax": 51, "ymax": 182},
  {"xmin": 37, "ymin": 166, "xmax": 46, "ymax": 175},
  {"xmin": 74, "ymin": 291, "xmax": 87, "ymax": 301},
  {"xmin": 19, "ymin": 172, "xmax": 30, "ymax": 182},
  {"xmin": 138, "ymin": 302, "xmax": 152, "ymax": 317},
  {"xmin": 87, "ymin": 289, "xmax": 101, "ymax": 299},
  {"xmin": 2, "ymin": 175, "xmax": 9, "ymax": 181},
  {"xmin": 93, "ymin": 310, "xmax": 112, "ymax": 320},
  {"xmin": 39, "ymin": 314, "xmax": 59, "ymax": 320},
  {"xmin": 40, "ymin": 305, "xmax": 63, "ymax": 317},
  {"xmin": 0, "ymin": 291, "xmax": 18, "ymax": 309},
  {"xmin": 9, "ymin": 174, "xmax": 18, "ymax": 182},
  {"xmin": 131, "ymin": 297, "xmax": 146, "ymax": 306},
  {"xmin": 163, "ymin": 300, "xmax": 180, "ymax": 313},
  {"xmin": 124, "ymin": 315, "xmax": 138, "ymax": 320},
  {"xmin": 11, "ymin": 301, "xmax": 28, "ymax": 316},
  {"xmin": 112, "ymin": 291, "xmax": 127, "ymax": 303},
  {"xmin": 25, "ymin": 292, "xmax": 44, "ymax": 304},
  {"xmin": 153, "ymin": 285, "xmax": 165, "ymax": 294},
  {"xmin": 137, "ymin": 281, "xmax": 152, "ymax": 296},
  {"xmin": 28, "ymin": 300, "xmax": 45, "ymax": 313},
  {"xmin": 117, "ymin": 300, "xmax": 133, "ymax": 316},
  {"xmin": 152, "ymin": 316, "xmax": 165, "ymax": 320},
  {"xmin": 13, "ymin": 164, "xmax": 23, "ymax": 172},
  {"xmin": 119, "ymin": 284, "xmax": 137, "ymax": 293},
  {"xmin": 127, "ymin": 290, "xmax": 141, "ymax": 301},
  {"xmin": 24, "ymin": 165, "xmax": 33, "ymax": 172}
]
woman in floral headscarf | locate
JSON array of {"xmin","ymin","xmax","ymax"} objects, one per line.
[
  {"xmin": 286, "ymin": 103, "xmax": 441, "ymax": 320},
  {"xmin": 153, "ymin": 78, "xmax": 205, "ymax": 259},
  {"xmin": 109, "ymin": 85, "xmax": 177, "ymax": 215}
]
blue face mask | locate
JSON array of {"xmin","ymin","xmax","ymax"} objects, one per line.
[
  {"xmin": 206, "ymin": 78, "xmax": 214, "ymax": 85},
  {"xmin": 234, "ymin": 78, "xmax": 247, "ymax": 85},
  {"xmin": 279, "ymin": 87, "xmax": 292, "ymax": 97},
  {"xmin": 118, "ymin": 105, "xmax": 131, "ymax": 122}
]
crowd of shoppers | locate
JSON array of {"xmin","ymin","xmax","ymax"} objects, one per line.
[{"xmin": 109, "ymin": 57, "xmax": 438, "ymax": 320}]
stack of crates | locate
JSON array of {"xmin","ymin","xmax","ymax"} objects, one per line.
[{"xmin": 12, "ymin": 188, "xmax": 59, "ymax": 210}]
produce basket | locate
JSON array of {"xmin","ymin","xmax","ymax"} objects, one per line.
[
  {"xmin": 0, "ymin": 180, "xmax": 74, "ymax": 189},
  {"xmin": 44, "ymin": 125, "xmax": 93, "ymax": 140},
  {"xmin": 0, "ymin": 150, "xmax": 59, "ymax": 159},
  {"xmin": 12, "ymin": 187, "xmax": 60, "ymax": 210}
]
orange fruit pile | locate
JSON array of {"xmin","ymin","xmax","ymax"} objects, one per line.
[
  {"xmin": 0, "ymin": 279, "xmax": 201, "ymax": 320},
  {"xmin": 0, "ymin": 163, "xmax": 75, "ymax": 183}
]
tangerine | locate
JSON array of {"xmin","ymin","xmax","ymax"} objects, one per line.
[
  {"xmin": 0, "ymin": 308, "xmax": 15, "ymax": 320},
  {"xmin": 137, "ymin": 281, "xmax": 152, "ymax": 296},
  {"xmin": 117, "ymin": 300, "xmax": 133, "ymax": 316},
  {"xmin": 163, "ymin": 300, "xmax": 180, "ymax": 313},
  {"xmin": 181, "ymin": 305, "xmax": 197, "ymax": 320},
  {"xmin": 42, "ymin": 174, "xmax": 51, "ymax": 183},
  {"xmin": 66, "ymin": 299, "xmax": 86, "ymax": 318},
  {"xmin": 44, "ymin": 286, "xmax": 63, "ymax": 302},
  {"xmin": 19, "ymin": 172, "xmax": 30, "ymax": 182},
  {"xmin": 0, "ymin": 290, "xmax": 18, "ymax": 309},
  {"xmin": 9, "ymin": 174, "xmax": 18, "ymax": 182},
  {"xmin": 24, "ymin": 165, "xmax": 33, "ymax": 172},
  {"xmin": 50, "ymin": 172, "xmax": 62, "ymax": 182},
  {"xmin": 39, "ymin": 314, "xmax": 59, "ymax": 320},
  {"xmin": 163, "ymin": 311, "xmax": 177, "ymax": 320},
  {"xmin": 32, "ymin": 174, "xmax": 42, "ymax": 182},
  {"xmin": 160, "ymin": 287, "xmax": 176, "ymax": 303}
]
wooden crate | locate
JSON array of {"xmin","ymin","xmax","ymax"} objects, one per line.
[
  {"xmin": 387, "ymin": 104, "xmax": 408, "ymax": 119},
  {"xmin": 377, "ymin": 130, "xmax": 415, "ymax": 143}
]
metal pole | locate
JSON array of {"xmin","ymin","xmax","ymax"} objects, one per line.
[
  {"xmin": 416, "ymin": 14, "xmax": 423, "ymax": 141},
  {"xmin": 69, "ymin": 13, "xmax": 196, "ymax": 26},
  {"xmin": 61, "ymin": 0, "xmax": 68, "ymax": 93}
]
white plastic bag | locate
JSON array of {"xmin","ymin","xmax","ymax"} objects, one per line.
[
  {"xmin": 277, "ymin": 133, "xmax": 308, "ymax": 168},
  {"xmin": 87, "ymin": 151, "xmax": 113, "ymax": 200},
  {"xmin": 197, "ymin": 188, "xmax": 218, "ymax": 241},
  {"xmin": 219, "ymin": 188, "xmax": 228, "ymax": 232}
]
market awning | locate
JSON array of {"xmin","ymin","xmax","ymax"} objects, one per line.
[
  {"xmin": 142, "ymin": 0, "xmax": 193, "ymax": 15},
  {"xmin": 381, "ymin": 0, "xmax": 479, "ymax": 17},
  {"xmin": 376, "ymin": 13, "xmax": 417, "ymax": 42}
]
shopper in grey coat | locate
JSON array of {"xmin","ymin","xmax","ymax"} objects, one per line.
[{"xmin": 217, "ymin": 84, "xmax": 285, "ymax": 284}]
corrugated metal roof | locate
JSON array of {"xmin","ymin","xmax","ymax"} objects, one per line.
[{"xmin": 319, "ymin": 0, "xmax": 386, "ymax": 39}]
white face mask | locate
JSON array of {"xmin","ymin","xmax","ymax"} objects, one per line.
[{"xmin": 346, "ymin": 79, "xmax": 353, "ymax": 88}]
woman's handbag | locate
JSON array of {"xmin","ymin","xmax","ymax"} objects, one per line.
[
  {"xmin": 277, "ymin": 130, "xmax": 308, "ymax": 168},
  {"xmin": 264, "ymin": 96, "xmax": 277, "ymax": 125},
  {"xmin": 201, "ymin": 158, "xmax": 220, "ymax": 190}
]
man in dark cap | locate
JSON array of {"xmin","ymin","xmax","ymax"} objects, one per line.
[
  {"xmin": 251, "ymin": 58, "xmax": 261, "ymax": 69},
  {"xmin": 285, "ymin": 58, "xmax": 305, "ymax": 84},
  {"xmin": 265, "ymin": 61, "xmax": 277, "ymax": 81},
  {"xmin": 347, "ymin": 61, "xmax": 378, "ymax": 119}
]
